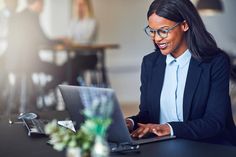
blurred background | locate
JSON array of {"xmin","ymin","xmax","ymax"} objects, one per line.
[{"xmin": 0, "ymin": 0, "xmax": 235, "ymax": 121}]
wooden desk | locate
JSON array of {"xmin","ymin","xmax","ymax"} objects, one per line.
[
  {"xmin": 64, "ymin": 43, "xmax": 119, "ymax": 51},
  {"xmin": 57, "ymin": 43, "xmax": 119, "ymax": 87},
  {"xmin": 1, "ymin": 111, "xmax": 236, "ymax": 157}
]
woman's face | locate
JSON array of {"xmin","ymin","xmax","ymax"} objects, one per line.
[
  {"xmin": 148, "ymin": 13, "xmax": 189, "ymax": 58},
  {"xmin": 35, "ymin": 0, "xmax": 44, "ymax": 13},
  {"xmin": 77, "ymin": 0, "xmax": 88, "ymax": 18}
]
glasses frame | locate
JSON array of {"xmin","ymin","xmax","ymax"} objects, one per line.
[{"xmin": 144, "ymin": 22, "xmax": 180, "ymax": 39}]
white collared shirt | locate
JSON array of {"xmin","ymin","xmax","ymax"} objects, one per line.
[
  {"xmin": 67, "ymin": 18, "xmax": 97, "ymax": 44},
  {"xmin": 160, "ymin": 49, "xmax": 191, "ymax": 127}
]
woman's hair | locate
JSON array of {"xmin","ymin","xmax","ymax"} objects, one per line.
[
  {"xmin": 74, "ymin": 0, "xmax": 94, "ymax": 18},
  {"xmin": 148, "ymin": 0, "xmax": 222, "ymax": 60},
  {"xmin": 86, "ymin": 0, "xmax": 94, "ymax": 18}
]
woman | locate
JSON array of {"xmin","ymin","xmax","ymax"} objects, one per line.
[
  {"xmin": 67, "ymin": 0, "xmax": 97, "ymax": 44},
  {"xmin": 62, "ymin": 0, "xmax": 98, "ymax": 85},
  {"xmin": 126, "ymin": 0, "xmax": 236, "ymax": 145}
]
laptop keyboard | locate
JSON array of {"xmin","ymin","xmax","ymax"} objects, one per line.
[
  {"xmin": 109, "ymin": 143, "xmax": 140, "ymax": 153},
  {"xmin": 132, "ymin": 135, "xmax": 176, "ymax": 145},
  {"xmin": 22, "ymin": 119, "xmax": 47, "ymax": 136}
]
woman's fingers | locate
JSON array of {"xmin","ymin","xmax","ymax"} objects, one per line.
[
  {"xmin": 139, "ymin": 127, "xmax": 150, "ymax": 138},
  {"xmin": 151, "ymin": 124, "xmax": 171, "ymax": 136},
  {"xmin": 132, "ymin": 124, "xmax": 170, "ymax": 137},
  {"xmin": 131, "ymin": 123, "xmax": 152, "ymax": 138}
]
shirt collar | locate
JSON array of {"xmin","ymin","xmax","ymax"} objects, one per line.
[
  {"xmin": 166, "ymin": 54, "xmax": 176, "ymax": 65},
  {"xmin": 166, "ymin": 49, "xmax": 191, "ymax": 67}
]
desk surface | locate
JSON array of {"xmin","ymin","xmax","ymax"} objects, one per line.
[
  {"xmin": 1, "ymin": 111, "xmax": 236, "ymax": 157},
  {"xmin": 55, "ymin": 43, "xmax": 119, "ymax": 51}
]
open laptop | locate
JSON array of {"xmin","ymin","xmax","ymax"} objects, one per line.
[{"xmin": 59, "ymin": 85, "xmax": 175, "ymax": 145}]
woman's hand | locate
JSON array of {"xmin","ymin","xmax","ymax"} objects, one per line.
[
  {"xmin": 131, "ymin": 123, "xmax": 171, "ymax": 138},
  {"xmin": 125, "ymin": 119, "xmax": 134, "ymax": 132}
]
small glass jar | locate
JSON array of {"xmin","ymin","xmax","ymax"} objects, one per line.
[
  {"xmin": 91, "ymin": 136, "xmax": 109, "ymax": 157},
  {"xmin": 66, "ymin": 147, "xmax": 81, "ymax": 157}
]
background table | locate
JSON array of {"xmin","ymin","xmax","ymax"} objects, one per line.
[{"xmin": 55, "ymin": 43, "xmax": 119, "ymax": 87}]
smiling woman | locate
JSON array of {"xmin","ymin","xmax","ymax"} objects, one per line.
[
  {"xmin": 125, "ymin": 0, "xmax": 236, "ymax": 146},
  {"xmin": 146, "ymin": 14, "xmax": 189, "ymax": 58}
]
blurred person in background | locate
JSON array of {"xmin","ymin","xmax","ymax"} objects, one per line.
[
  {"xmin": 4, "ymin": 0, "xmax": 66, "ymax": 112},
  {"xmin": 67, "ymin": 0, "xmax": 97, "ymax": 45},
  {"xmin": 5, "ymin": 0, "xmax": 66, "ymax": 90},
  {"xmin": 0, "ymin": 0, "xmax": 18, "ymax": 111},
  {"xmin": 0, "ymin": 0, "xmax": 17, "ymax": 55},
  {"xmin": 60, "ymin": 0, "xmax": 98, "ymax": 86}
]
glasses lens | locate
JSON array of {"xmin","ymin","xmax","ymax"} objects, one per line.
[
  {"xmin": 145, "ymin": 23, "xmax": 180, "ymax": 38},
  {"xmin": 157, "ymin": 29, "xmax": 168, "ymax": 38},
  {"xmin": 145, "ymin": 27, "xmax": 152, "ymax": 37},
  {"xmin": 145, "ymin": 27, "xmax": 168, "ymax": 38}
]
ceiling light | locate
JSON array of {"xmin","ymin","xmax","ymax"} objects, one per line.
[{"xmin": 196, "ymin": 0, "xmax": 224, "ymax": 16}]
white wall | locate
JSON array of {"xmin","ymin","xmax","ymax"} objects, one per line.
[
  {"xmin": 41, "ymin": 0, "xmax": 154, "ymax": 105},
  {"xmin": 201, "ymin": 0, "xmax": 236, "ymax": 54},
  {"xmin": 42, "ymin": 0, "xmax": 236, "ymax": 105},
  {"xmin": 41, "ymin": 0, "xmax": 71, "ymax": 37},
  {"xmin": 92, "ymin": 0, "xmax": 153, "ymax": 105}
]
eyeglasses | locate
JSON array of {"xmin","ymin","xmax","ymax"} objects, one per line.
[{"xmin": 144, "ymin": 23, "xmax": 180, "ymax": 38}]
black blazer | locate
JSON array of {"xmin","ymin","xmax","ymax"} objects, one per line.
[{"xmin": 130, "ymin": 51, "xmax": 236, "ymax": 145}]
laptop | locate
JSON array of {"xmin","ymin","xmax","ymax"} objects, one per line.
[{"xmin": 59, "ymin": 85, "xmax": 175, "ymax": 145}]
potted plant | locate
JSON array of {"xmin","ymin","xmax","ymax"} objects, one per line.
[{"xmin": 45, "ymin": 95, "xmax": 113, "ymax": 157}]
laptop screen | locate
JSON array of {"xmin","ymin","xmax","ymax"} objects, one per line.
[{"xmin": 59, "ymin": 85, "xmax": 133, "ymax": 144}]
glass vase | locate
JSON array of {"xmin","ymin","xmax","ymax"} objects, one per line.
[
  {"xmin": 66, "ymin": 147, "xmax": 81, "ymax": 157},
  {"xmin": 91, "ymin": 136, "xmax": 109, "ymax": 157}
]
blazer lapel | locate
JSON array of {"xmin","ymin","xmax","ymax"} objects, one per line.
[
  {"xmin": 183, "ymin": 57, "xmax": 202, "ymax": 121},
  {"xmin": 150, "ymin": 54, "xmax": 166, "ymax": 123}
]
